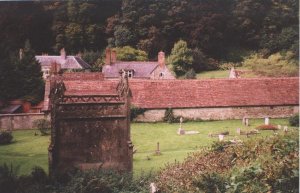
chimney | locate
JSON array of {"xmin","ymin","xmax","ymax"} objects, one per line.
[
  {"xmin": 158, "ymin": 51, "xmax": 165, "ymax": 68},
  {"xmin": 105, "ymin": 48, "xmax": 111, "ymax": 65},
  {"xmin": 111, "ymin": 49, "xmax": 117, "ymax": 64},
  {"xmin": 50, "ymin": 62, "xmax": 61, "ymax": 75},
  {"xmin": 60, "ymin": 48, "xmax": 66, "ymax": 60},
  {"xmin": 19, "ymin": 49, "xmax": 24, "ymax": 60}
]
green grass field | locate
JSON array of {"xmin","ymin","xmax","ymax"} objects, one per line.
[
  {"xmin": 196, "ymin": 67, "xmax": 258, "ymax": 79},
  {"xmin": 0, "ymin": 118, "xmax": 291, "ymax": 176}
]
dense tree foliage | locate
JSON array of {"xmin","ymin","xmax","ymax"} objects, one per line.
[
  {"xmin": 167, "ymin": 40, "xmax": 193, "ymax": 77},
  {"xmin": 0, "ymin": 41, "xmax": 44, "ymax": 104},
  {"xmin": 114, "ymin": 46, "xmax": 148, "ymax": 61},
  {"xmin": 0, "ymin": 0, "xmax": 298, "ymax": 101}
]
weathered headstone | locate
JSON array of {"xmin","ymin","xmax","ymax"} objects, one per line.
[
  {"xmin": 265, "ymin": 117, "xmax": 270, "ymax": 125},
  {"xmin": 177, "ymin": 117, "xmax": 185, "ymax": 135},
  {"xmin": 277, "ymin": 125, "xmax": 282, "ymax": 129},
  {"xmin": 242, "ymin": 117, "xmax": 246, "ymax": 125},
  {"xmin": 283, "ymin": 126, "xmax": 288, "ymax": 133},
  {"xmin": 245, "ymin": 118, "xmax": 249, "ymax": 126},
  {"xmin": 155, "ymin": 142, "xmax": 161, "ymax": 155},
  {"xmin": 237, "ymin": 128, "xmax": 241, "ymax": 135},
  {"xmin": 219, "ymin": 134, "xmax": 224, "ymax": 141}
]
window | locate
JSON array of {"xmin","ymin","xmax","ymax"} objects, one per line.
[
  {"xmin": 159, "ymin": 72, "xmax": 164, "ymax": 78},
  {"xmin": 127, "ymin": 70, "xmax": 133, "ymax": 78},
  {"xmin": 121, "ymin": 69, "xmax": 134, "ymax": 78}
]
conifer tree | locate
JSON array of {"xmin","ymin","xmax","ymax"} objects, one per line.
[
  {"xmin": 167, "ymin": 40, "xmax": 193, "ymax": 77},
  {"xmin": 12, "ymin": 40, "xmax": 44, "ymax": 104}
]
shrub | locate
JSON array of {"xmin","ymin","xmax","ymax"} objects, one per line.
[
  {"xmin": 0, "ymin": 131, "xmax": 13, "ymax": 145},
  {"xmin": 33, "ymin": 119, "xmax": 51, "ymax": 135},
  {"xmin": 210, "ymin": 141, "xmax": 231, "ymax": 152},
  {"xmin": 228, "ymin": 165, "xmax": 270, "ymax": 193},
  {"xmin": 193, "ymin": 172, "xmax": 228, "ymax": 193},
  {"xmin": 130, "ymin": 106, "xmax": 146, "ymax": 121},
  {"xmin": 163, "ymin": 108, "xmax": 180, "ymax": 123},
  {"xmin": 289, "ymin": 113, "xmax": 299, "ymax": 127},
  {"xmin": 256, "ymin": 124, "xmax": 278, "ymax": 131},
  {"xmin": 0, "ymin": 164, "xmax": 18, "ymax": 193},
  {"xmin": 185, "ymin": 69, "xmax": 196, "ymax": 79}
]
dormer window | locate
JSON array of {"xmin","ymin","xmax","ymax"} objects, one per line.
[
  {"xmin": 127, "ymin": 70, "xmax": 133, "ymax": 78},
  {"xmin": 121, "ymin": 69, "xmax": 134, "ymax": 78}
]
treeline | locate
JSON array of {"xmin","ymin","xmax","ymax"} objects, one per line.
[{"xmin": 0, "ymin": 0, "xmax": 298, "ymax": 60}]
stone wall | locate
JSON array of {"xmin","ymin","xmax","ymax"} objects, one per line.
[
  {"xmin": 0, "ymin": 113, "xmax": 49, "ymax": 130},
  {"xmin": 135, "ymin": 105, "xmax": 299, "ymax": 122}
]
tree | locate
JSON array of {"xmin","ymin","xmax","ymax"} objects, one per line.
[
  {"xmin": 167, "ymin": 40, "xmax": 193, "ymax": 77},
  {"xmin": 114, "ymin": 46, "xmax": 148, "ymax": 61},
  {"xmin": 11, "ymin": 41, "xmax": 44, "ymax": 104}
]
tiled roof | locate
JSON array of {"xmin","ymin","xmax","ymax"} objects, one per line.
[
  {"xmin": 35, "ymin": 56, "xmax": 91, "ymax": 69},
  {"xmin": 62, "ymin": 77, "xmax": 299, "ymax": 108},
  {"xmin": 102, "ymin": 61, "xmax": 158, "ymax": 78}
]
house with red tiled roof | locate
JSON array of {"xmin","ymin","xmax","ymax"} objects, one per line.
[
  {"xmin": 43, "ymin": 73, "xmax": 299, "ymax": 122},
  {"xmin": 102, "ymin": 49, "xmax": 174, "ymax": 80},
  {"xmin": 35, "ymin": 48, "xmax": 91, "ymax": 79}
]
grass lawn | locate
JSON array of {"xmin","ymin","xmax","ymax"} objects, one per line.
[
  {"xmin": 196, "ymin": 70, "xmax": 230, "ymax": 79},
  {"xmin": 0, "ymin": 118, "xmax": 291, "ymax": 176},
  {"xmin": 196, "ymin": 67, "xmax": 258, "ymax": 79}
]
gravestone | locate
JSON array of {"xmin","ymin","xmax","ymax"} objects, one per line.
[
  {"xmin": 236, "ymin": 128, "xmax": 241, "ymax": 135},
  {"xmin": 155, "ymin": 142, "xmax": 161, "ymax": 155},
  {"xmin": 245, "ymin": 118, "xmax": 249, "ymax": 126},
  {"xmin": 219, "ymin": 134, "xmax": 224, "ymax": 141},
  {"xmin": 283, "ymin": 126, "xmax": 288, "ymax": 133},
  {"xmin": 265, "ymin": 117, "xmax": 269, "ymax": 125},
  {"xmin": 177, "ymin": 117, "xmax": 185, "ymax": 135},
  {"xmin": 277, "ymin": 125, "xmax": 282, "ymax": 129}
]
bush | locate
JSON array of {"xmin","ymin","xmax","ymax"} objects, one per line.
[
  {"xmin": 0, "ymin": 131, "xmax": 13, "ymax": 145},
  {"xmin": 289, "ymin": 114, "xmax": 299, "ymax": 127},
  {"xmin": 185, "ymin": 69, "xmax": 196, "ymax": 79},
  {"xmin": 163, "ymin": 108, "xmax": 180, "ymax": 123},
  {"xmin": 210, "ymin": 141, "xmax": 231, "ymax": 152},
  {"xmin": 193, "ymin": 172, "xmax": 228, "ymax": 193},
  {"xmin": 130, "ymin": 106, "xmax": 146, "ymax": 121},
  {"xmin": 33, "ymin": 119, "xmax": 51, "ymax": 135}
]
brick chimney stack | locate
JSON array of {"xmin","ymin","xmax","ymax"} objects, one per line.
[
  {"xmin": 158, "ymin": 51, "xmax": 165, "ymax": 68},
  {"xmin": 111, "ymin": 50, "xmax": 117, "ymax": 64},
  {"xmin": 105, "ymin": 48, "xmax": 117, "ymax": 65},
  {"xmin": 60, "ymin": 48, "xmax": 66, "ymax": 60},
  {"xmin": 105, "ymin": 48, "xmax": 111, "ymax": 65}
]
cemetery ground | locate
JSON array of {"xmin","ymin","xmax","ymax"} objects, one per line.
[{"xmin": 0, "ymin": 118, "xmax": 293, "ymax": 176}]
